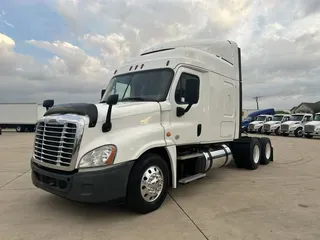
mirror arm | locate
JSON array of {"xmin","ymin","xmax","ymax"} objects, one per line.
[
  {"xmin": 184, "ymin": 103, "xmax": 193, "ymax": 113},
  {"xmin": 102, "ymin": 105, "xmax": 113, "ymax": 132},
  {"xmin": 176, "ymin": 103, "xmax": 193, "ymax": 117}
]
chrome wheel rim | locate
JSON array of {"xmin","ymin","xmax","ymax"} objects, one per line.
[
  {"xmin": 253, "ymin": 145, "xmax": 260, "ymax": 164},
  {"xmin": 265, "ymin": 142, "xmax": 271, "ymax": 159},
  {"xmin": 140, "ymin": 166, "xmax": 164, "ymax": 203}
]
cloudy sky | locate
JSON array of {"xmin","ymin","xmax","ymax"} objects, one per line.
[{"xmin": 0, "ymin": 0, "xmax": 319, "ymax": 110}]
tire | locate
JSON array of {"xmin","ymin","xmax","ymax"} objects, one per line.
[
  {"xmin": 304, "ymin": 135, "xmax": 313, "ymax": 139},
  {"xmin": 275, "ymin": 127, "xmax": 281, "ymax": 136},
  {"xmin": 245, "ymin": 138, "xmax": 261, "ymax": 170},
  {"xmin": 294, "ymin": 127, "xmax": 303, "ymax": 137},
  {"xmin": 259, "ymin": 138, "xmax": 273, "ymax": 165},
  {"xmin": 16, "ymin": 126, "xmax": 22, "ymax": 132},
  {"xmin": 258, "ymin": 127, "xmax": 263, "ymax": 134},
  {"xmin": 230, "ymin": 137, "xmax": 261, "ymax": 170},
  {"xmin": 126, "ymin": 153, "xmax": 170, "ymax": 214}
]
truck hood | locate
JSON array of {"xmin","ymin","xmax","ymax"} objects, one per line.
[
  {"xmin": 250, "ymin": 121, "xmax": 264, "ymax": 125},
  {"xmin": 265, "ymin": 121, "xmax": 281, "ymax": 125},
  {"xmin": 43, "ymin": 101, "xmax": 162, "ymax": 127},
  {"xmin": 305, "ymin": 121, "xmax": 320, "ymax": 127},
  {"xmin": 282, "ymin": 121, "xmax": 300, "ymax": 126},
  {"xmin": 94, "ymin": 102, "xmax": 160, "ymax": 123},
  {"xmin": 241, "ymin": 120, "xmax": 251, "ymax": 127}
]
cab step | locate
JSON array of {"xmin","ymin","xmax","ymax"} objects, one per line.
[{"xmin": 178, "ymin": 173, "xmax": 206, "ymax": 184}]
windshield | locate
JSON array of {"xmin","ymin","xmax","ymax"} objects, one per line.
[
  {"xmin": 256, "ymin": 116, "xmax": 266, "ymax": 121},
  {"xmin": 291, "ymin": 115, "xmax": 304, "ymax": 121},
  {"xmin": 314, "ymin": 115, "xmax": 320, "ymax": 121},
  {"xmin": 272, "ymin": 116, "xmax": 284, "ymax": 121},
  {"xmin": 244, "ymin": 116, "xmax": 252, "ymax": 121},
  {"xmin": 101, "ymin": 68, "xmax": 174, "ymax": 102}
]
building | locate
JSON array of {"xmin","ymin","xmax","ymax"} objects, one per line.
[{"xmin": 291, "ymin": 101, "xmax": 320, "ymax": 114}]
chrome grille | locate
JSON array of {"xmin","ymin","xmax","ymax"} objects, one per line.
[
  {"xmin": 281, "ymin": 124, "xmax": 289, "ymax": 132},
  {"xmin": 34, "ymin": 122, "xmax": 77, "ymax": 167},
  {"xmin": 304, "ymin": 125, "xmax": 315, "ymax": 133},
  {"xmin": 264, "ymin": 124, "xmax": 271, "ymax": 131},
  {"xmin": 248, "ymin": 123, "xmax": 254, "ymax": 131}
]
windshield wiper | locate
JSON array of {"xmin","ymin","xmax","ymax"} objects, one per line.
[{"xmin": 121, "ymin": 97, "xmax": 151, "ymax": 102}]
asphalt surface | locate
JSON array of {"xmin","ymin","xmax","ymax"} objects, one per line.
[{"xmin": 0, "ymin": 131, "xmax": 319, "ymax": 240}]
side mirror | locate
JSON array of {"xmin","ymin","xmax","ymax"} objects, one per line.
[
  {"xmin": 43, "ymin": 99, "xmax": 54, "ymax": 110},
  {"xmin": 102, "ymin": 94, "xmax": 119, "ymax": 133},
  {"xmin": 176, "ymin": 79, "xmax": 199, "ymax": 117},
  {"xmin": 101, "ymin": 89, "xmax": 106, "ymax": 100},
  {"xmin": 106, "ymin": 94, "xmax": 119, "ymax": 105},
  {"xmin": 185, "ymin": 79, "xmax": 199, "ymax": 104}
]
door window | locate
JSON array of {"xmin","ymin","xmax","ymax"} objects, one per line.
[
  {"xmin": 175, "ymin": 73, "xmax": 200, "ymax": 105},
  {"xmin": 305, "ymin": 116, "xmax": 312, "ymax": 122}
]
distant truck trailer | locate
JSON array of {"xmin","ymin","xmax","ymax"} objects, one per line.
[{"xmin": 0, "ymin": 103, "xmax": 47, "ymax": 132}]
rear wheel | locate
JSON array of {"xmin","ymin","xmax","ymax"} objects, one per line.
[
  {"xmin": 282, "ymin": 133, "xmax": 289, "ymax": 136},
  {"xmin": 230, "ymin": 137, "xmax": 261, "ymax": 170},
  {"xmin": 304, "ymin": 134, "xmax": 313, "ymax": 139},
  {"xmin": 126, "ymin": 153, "xmax": 169, "ymax": 214},
  {"xmin": 259, "ymin": 138, "xmax": 273, "ymax": 165}
]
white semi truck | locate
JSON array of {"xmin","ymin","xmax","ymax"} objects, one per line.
[
  {"xmin": 280, "ymin": 113, "xmax": 313, "ymax": 137},
  {"xmin": 247, "ymin": 114, "xmax": 273, "ymax": 133},
  {"xmin": 303, "ymin": 113, "xmax": 320, "ymax": 138},
  {"xmin": 263, "ymin": 114, "xmax": 291, "ymax": 135},
  {"xmin": 31, "ymin": 39, "xmax": 274, "ymax": 214},
  {"xmin": 0, "ymin": 103, "xmax": 47, "ymax": 132}
]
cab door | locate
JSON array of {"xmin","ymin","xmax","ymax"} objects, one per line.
[{"xmin": 167, "ymin": 67, "xmax": 206, "ymax": 145}]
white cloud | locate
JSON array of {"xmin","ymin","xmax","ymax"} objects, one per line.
[{"xmin": 0, "ymin": 0, "xmax": 319, "ymax": 110}]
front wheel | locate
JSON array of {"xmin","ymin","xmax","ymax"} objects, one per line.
[
  {"xmin": 126, "ymin": 153, "xmax": 170, "ymax": 214},
  {"xmin": 275, "ymin": 127, "xmax": 281, "ymax": 136},
  {"xmin": 294, "ymin": 128, "xmax": 303, "ymax": 137},
  {"xmin": 16, "ymin": 126, "xmax": 22, "ymax": 132}
]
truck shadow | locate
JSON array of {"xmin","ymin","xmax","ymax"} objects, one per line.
[{"xmin": 35, "ymin": 194, "xmax": 140, "ymax": 221}]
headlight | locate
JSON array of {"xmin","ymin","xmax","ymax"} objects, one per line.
[
  {"xmin": 316, "ymin": 128, "xmax": 320, "ymax": 131},
  {"xmin": 79, "ymin": 145, "xmax": 117, "ymax": 168},
  {"xmin": 289, "ymin": 126, "xmax": 297, "ymax": 130}
]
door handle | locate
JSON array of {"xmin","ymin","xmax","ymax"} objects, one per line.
[{"xmin": 197, "ymin": 124, "xmax": 202, "ymax": 137}]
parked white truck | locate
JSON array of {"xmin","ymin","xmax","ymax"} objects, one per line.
[
  {"xmin": 31, "ymin": 39, "xmax": 274, "ymax": 214},
  {"xmin": 280, "ymin": 113, "xmax": 313, "ymax": 137},
  {"xmin": 303, "ymin": 113, "xmax": 320, "ymax": 138},
  {"xmin": 263, "ymin": 114, "xmax": 291, "ymax": 135},
  {"xmin": 0, "ymin": 103, "xmax": 47, "ymax": 132},
  {"xmin": 247, "ymin": 115, "xmax": 273, "ymax": 133}
]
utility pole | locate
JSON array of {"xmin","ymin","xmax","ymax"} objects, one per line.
[{"xmin": 253, "ymin": 96, "xmax": 262, "ymax": 110}]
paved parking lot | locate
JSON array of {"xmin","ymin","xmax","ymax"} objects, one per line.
[{"xmin": 0, "ymin": 132, "xmax": 319, "ymax": 240}]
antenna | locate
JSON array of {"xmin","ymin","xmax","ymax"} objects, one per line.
[{"xmin": 253, "ymin": 96, "xmax": 262, "ymax": 110}]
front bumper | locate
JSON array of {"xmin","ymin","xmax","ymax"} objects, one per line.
[
  {"xmin": 266, "ymin": 127, "xmax": 278, "ymax": 133},
  {"xmin": 281, "ymin": 130, "xmax": 295, "ymax": 134},
  {"xmin": 31, "ymin": 159, "xmax": 134, "ymax": 203},
  {"xmin": 304, "ymin": 131, "xmax": 320, "ymax": 136}
]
